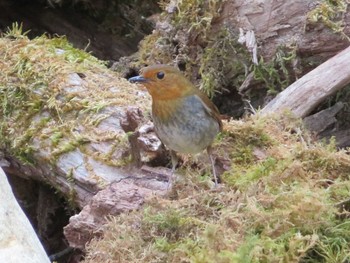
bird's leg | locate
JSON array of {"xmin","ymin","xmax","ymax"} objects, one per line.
[
  {"xmin": 168, "ymin": 150, "xmax": 179, "ymax": 188},
  {"xmin": 207, "ymin": 146, "xmax": 218, "ymax": 186}
]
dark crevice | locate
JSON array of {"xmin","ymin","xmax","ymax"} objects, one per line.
[{"xmin": 0, "ymin": 0, "xmax": 159, "ymax": 61}]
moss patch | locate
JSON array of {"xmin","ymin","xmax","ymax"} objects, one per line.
[
  {"xmin": 134, "ymin": 0, "xmax": 249, "ymax": 99},
  {"xmin": 83, "ymin": 113, "xmax": 350, "ymax": 262},
  {"xmin": 0, "ymin": 24, "xmax": 150, "ymax": 175},
  {"xmin": 308, "ymin": 0, "xmax": 349, "ymax": 40},
  {"xmin": 253, "ymin": 45, "xmax": 298, "ymax": 95}
]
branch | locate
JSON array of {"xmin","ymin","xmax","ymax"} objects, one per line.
[
  {"xmin": 0, "ymin": 168, "xmax": 50, "ymax": 263},
  {"xmin": 261, "ymin": 46, "xmax": 350, "ymax": 118}
]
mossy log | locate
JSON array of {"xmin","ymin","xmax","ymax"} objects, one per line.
[
  {"xmin": 0, "ymin": 33, "xmax": 167, "ymax": 211},
  {"xmin": 133, "ymin": 0, "xmax": 350, "ymax": 146}
]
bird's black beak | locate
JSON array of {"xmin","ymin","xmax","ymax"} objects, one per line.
[{"xmin": 128, "ymin": 75, "xmax": 148, "ymax": 83}]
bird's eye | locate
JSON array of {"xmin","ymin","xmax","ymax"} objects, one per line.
[{"xmin": 156, "ymin": 71, "xmax": 165, "ymax": 79}]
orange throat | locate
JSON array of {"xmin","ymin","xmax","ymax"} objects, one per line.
[{"xmin": 152, "ymin": 98, "xmax": 182, "ymax": 123}]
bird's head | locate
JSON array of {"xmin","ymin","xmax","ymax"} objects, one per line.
[{"xmin": 129, "ymin": 65, "xmax": 195, "ymax": 100}]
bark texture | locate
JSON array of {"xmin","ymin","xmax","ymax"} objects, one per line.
[
  {"xmin": 131, "ymin": 0, "xmax": 350, "ymax": 119},
  {"xmin": 64, "ymin": 178, "xmax": 166, "ymax": 249},
  {"xmin": 223, "ymin": 0, "xmax": 349, "ymax": 60}
]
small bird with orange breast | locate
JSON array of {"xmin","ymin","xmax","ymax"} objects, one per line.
[{"xmin": 129, "ymin": 65, "xmax": 222, "ymax": 187}]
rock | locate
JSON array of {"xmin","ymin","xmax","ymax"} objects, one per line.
[
  {"xmin": 304, "ymin": 102, "xmax": 344, "ymax": 133},
  {"xmin": 64, "ymin": 177, "xmax": 166, "ymax": 249},
  {"xmin": 0, "ymin": 168, "xmax": 50, "ymax": 263}
]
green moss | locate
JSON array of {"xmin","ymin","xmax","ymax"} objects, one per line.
[
  {"xmin": 15, "ymin": 146, "xmax": 36, "ymax": 165},
  {"xmin": 136, "ymin": 0, "xmax": 249, "ymax": 98},
  {"xmin": 171, "ymin": 0, "xmax": 223, "ymax": 37},
  {"xmin": 66, "ymin": 168, "xmax": 77, "ymax": 205},
  {"xmin": 3, "ymin": 22, "xmax": 30, "ymax": 38},
  {"xmin": 223, "ymin": 157, "xmax": 277, "ymax": 189},
  {"xmin": 296, "ymin": 146, "xmax": 350, "ymax": 178},
  {"xmin": 141, "ymin": 207, "xmax": 202, "ymax": 242},
  {"xmin": 303, "ymin": 220, "xmax": 350, "ymax": 262},
  {"xmin": 199, "ymin": 29, "xmax": 248, "ymax": 98},
  {"xmin": 328, "ymin": 180, "xmax": 350, "ymax": 202},
  {"xmin": 307, "ymin": 0, "xmax": 349, "ymax": 40},
  {"xmin": 0, "ymin": 24, "xmax": 150, "ymax": 189},
  {"xmin": 253, "ymin": 45, "xmax": 298, "ymax": 95},
  {"xmin": 138, "ymin": 32, "xmax": 174, "ymax": 66},
  {"xmin": 83, "ymin": 113, "xmax": 350, "ymax": 263},
  {"xmin": 53, "ymin": 140, "xmax": 81, "ymax": 157},
  {"xmin": 231, "ymin": 145, "xmax": 255, "ymax": 166},
  {"xmin": 50, "ymin": 131, "xmax": 63, "ymax": 146}
]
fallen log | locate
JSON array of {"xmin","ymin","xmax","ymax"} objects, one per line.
[
  {"xmin": 261, "ymin": 46, "xmax": 350, "ymax": 118},
  {"xmin": 0, "ymin": 33, "xmax": 171, "ymax": 249},
  {"xmin": 0, "ymin": 168, "xmax": 50, "ymax": 263},
  {"xmin": 0, "ymin": 33, "xmax": 173, "ymax": 248}
]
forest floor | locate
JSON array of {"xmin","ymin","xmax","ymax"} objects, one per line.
[{"xmin": 83, "ymin": 113, "xmax": 350, "ymax": 263}]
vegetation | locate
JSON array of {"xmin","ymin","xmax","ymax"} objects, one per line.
[
  {"xmin": 253, "ymin": 45, "xmax": 298, "ymax": 95},
  {"xmin": 133, "ymin": 0, "xmax": 304, "ymax": 114},
  {"xmin": 136, "ymin": 0, "xmax": 249, "ymax": 98},
  {"xmin": 0, "ymin": 24, "xmax": 150, "ymax": 199},
  {"xmin": 83, "ymin": 113, "xmax": 350, "ymax": 262},
  {"xmin": 308, "ymin": 0, "xmax": 349, "ymax": 40},
  {"xmin": 2, "ymin": 0, "xmax": 350, "ymax": 259}
]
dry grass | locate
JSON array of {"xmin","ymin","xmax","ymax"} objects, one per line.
[{"xmin": 83, "ymin": 113, "xmax": 350, "ymax": 263}]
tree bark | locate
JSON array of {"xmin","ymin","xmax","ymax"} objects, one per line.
[{"xmin": 221, "ymin": 0, "xmax": 350, "ymax": 61}]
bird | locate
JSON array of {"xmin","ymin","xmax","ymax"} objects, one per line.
[{"xmin": 129, "ymin": 64, "xmax": 222, "ymax": 187}]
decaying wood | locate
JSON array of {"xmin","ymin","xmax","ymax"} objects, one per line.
[
  {"xmin": 325, "ymin": 129, "xmax": 350, "ymax": 148},
  {"xmin": 2, "ymin": 0, "xmax": 350, "ymax": 251},
  {"xmin": 0, "ymin": 168, "xmax": 50, "ymax": 263},
  {"xmin": 261, "ymin": 46, "xmax": 350, "ymax": 118},
  {"xmin": 0, "ymin": 36, "xmax": 169, "ymax": 210},
  {"xmin": 2, "ymin": 100, "xmax": 167, "ymax": 208},
  {"xmin": 303, "ymin": 102, "xmax": 344, "ymax": 134},
  {"xmin": 0, "ymin": 35, "xmax": 172, "ymax": 249},
  {"xmin": 64, "ymin": 177, "xmax": 166, "ymax": 249},
  {"xmin": 221, "ymin": 0, "xmax": 350, "ymax": 61}
]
